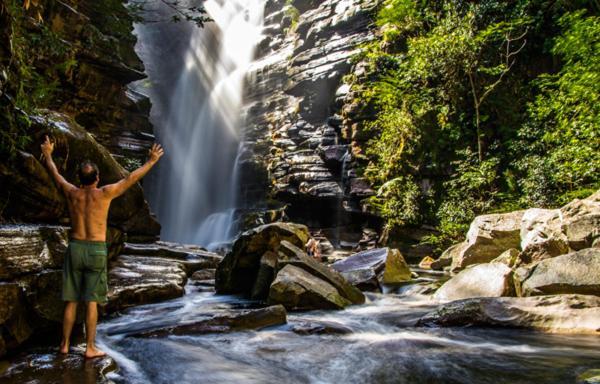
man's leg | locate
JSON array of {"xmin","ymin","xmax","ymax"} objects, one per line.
[
  {"xmin": 60, "ymin": 301, "xmax": 78, "ymax": 354},
  {"xmin": 84, "ymin": 301, "xmax": 106, "ymax": 358}
]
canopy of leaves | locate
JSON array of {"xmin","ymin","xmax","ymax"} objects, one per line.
[{"xmin": 352, "ymin": 0, "xmax": 599, "ymax": 248}]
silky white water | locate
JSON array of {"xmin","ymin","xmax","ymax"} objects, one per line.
[
  {"xmin": 140, "ymin": 0, "xmax": 266, "ymax": 249},
  {"xmin": 97, "ymin": 283, "xmax": 600, "ymax": 384}
]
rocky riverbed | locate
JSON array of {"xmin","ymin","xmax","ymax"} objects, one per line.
[{"xmin": 1, "ymin": 201, "xmax": 599, "ymax": 383}]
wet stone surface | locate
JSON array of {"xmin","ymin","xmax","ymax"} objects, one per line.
[{"xmin": 0, "ymin": 346, "xmax": 118, "ymax": 384}]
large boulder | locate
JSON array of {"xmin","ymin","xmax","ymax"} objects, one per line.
[
  {"xmin": 277, "ymin": 241, "xmax": 364, "ymax": 305},
  {"xmin": 519, "ymin": 190, "xmax": 600, "ymax": 263},
  {"xmin": 520, "ymin": 248, "xmax": 600, "ymax": 296},
  {"xmin": 418, "ymin": 294, "xmax": 600, "ymax": 334},
  {"xmin": 560, "ymin": 191, "xmax": 600, "ymax": 251},
  {"xmin": 268, "ymin": 265, "xmax": 352, "ymax": 310},
  {"xmin": 330, "ymin": 247, "xmax": 411, "ymax": 291},
  {"xmin": 450, "ymin": 211, "xmax": 523, "ymax": 271},
  {"xmin": 433, "ymin": 263, "xmax": 514, "ymax": 302},
  {"xmin": 520, "ymin": 208, "xmax": 569, "ymax": 263},
  {"xmin": 0, "ymin": 112, "xmax": 160, "ymax": 237},
  {"xmin": 215, "ymin": 222, "xmax": 310, "ymax": 294}
]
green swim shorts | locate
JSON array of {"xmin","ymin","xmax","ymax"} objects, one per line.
[{"xmin": 62, "ymin": 239, "xmax": 108, "ymax": 303}]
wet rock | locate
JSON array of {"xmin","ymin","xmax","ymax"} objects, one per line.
[
  {"xmin": 349, "ymin": 177, "xmax": 375, "ymax": 198},
  {"xmin": 278, "ymin": 240, "xmax": 364, "ymax": 304},
  {"xmin": 216, "ymin": 222, "xmax": 310, "ymax": 295},
  {"xmin": 106, "ymin": 255, "xmax": 187, "ymax": 312},
  {"xmin": 269, "ymin": 264, "xmax": 352, "ymax": 310},
  {"xmin": 418, "ymin": 294, "xmax": 600, "ymax": 334},
  {"xmin": 190, "ymin": 269, "xmax": 216, "ymax": 281},
  {"xmin": 338, "ymin": 268, "xmax": 380, "ymax": 292},
  {"xmin": 317, "ymin": 145, "xmax": 348, "ymax": 168},
  {"xmin": 0, "ymin": 347, "xmax": 118, "ymax": 383},
  {"xmin": 122, "ymin": 242, "xmax": 222, "ymax": 274},
  {"xmin": 450, "ymin": 211, "xmax": 524, "ymax": 271},
  {"xmin": 433, "ymin": 263, "xmax": 515, "ymax": 302},
  {"xmin": 0, "ymin": 225, "xmax": 68, "ymax": 279},
  {"xmin": 521, "ymin": 248, "xmax": 600, "ymax": 296},
  {"xmin": 290, "ymin": 320, "xmax": 352, "ymax": 335},
  {"xmin": 331, "ymin": 247, "xmax": 411, "ymax": 291},
  {"xmin": 132, "ymin": 305, "xmax": 287, "ymax": 337}
]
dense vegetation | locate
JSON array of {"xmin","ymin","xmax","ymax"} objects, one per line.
[{"xmin": 350, "ymin": 0, "xmax": 599, "ymax": 250}]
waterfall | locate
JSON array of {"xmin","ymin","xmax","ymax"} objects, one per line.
[{"xmin": 136, "ymin": 0, "xmax": 266, "ymax": 249}]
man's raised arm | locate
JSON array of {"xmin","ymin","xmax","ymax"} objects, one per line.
[
  {"xmin": 102, "ymin": 143, "xmax": 164, "ymax": 199},
  {"xmin": 41, "ymin": 135, "xmax": 77, "ymax": 193}
]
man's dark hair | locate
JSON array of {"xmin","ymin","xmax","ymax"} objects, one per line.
[{"xmin": 78, "ymin": 161, "xmax": 99, "ymax": 186}]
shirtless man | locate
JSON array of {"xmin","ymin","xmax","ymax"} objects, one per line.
[{"xmin": 41, "ymin": 136, "xmax": 164, "ymax": 358}]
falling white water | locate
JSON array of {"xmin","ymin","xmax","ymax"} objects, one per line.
[{"xmin": 148, "ymin": 0, "xmax": 266, "ymax": 249}]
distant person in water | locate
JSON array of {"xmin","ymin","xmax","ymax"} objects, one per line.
[{"xmin": 41, "ymin": 136, "xmax": 164, "ymax": 358}]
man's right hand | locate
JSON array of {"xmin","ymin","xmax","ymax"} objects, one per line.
[
  {"xmin": 148, "ymin": 143, "xmax": 164, "ymax": 163},
  {"xmin": 41, "ymin": 135, "xmax": 55, "ymax": 159}
]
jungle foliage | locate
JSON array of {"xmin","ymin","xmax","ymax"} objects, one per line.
[{"xmin": 352, "ymin": 0, "xmax": 599, "ymax": 250}]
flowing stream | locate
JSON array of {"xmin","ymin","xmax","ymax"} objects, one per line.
[
  {"xmin": 122, "ymin": 2, "xmax": 600, "ymax": 383},
  {"xmin": 97, "ymin": 278, "xmax": 600, "ymax": 384},
  {"xmin": 136, "ymin": 0, "xmax": 266, "ymax": 249}
]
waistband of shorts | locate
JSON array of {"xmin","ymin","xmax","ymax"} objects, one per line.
[{"xmin": 69, "ymin": 239, "xmax": 107, "ymax": 246}]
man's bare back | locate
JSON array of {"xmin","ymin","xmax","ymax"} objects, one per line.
[
  {"xmin": 41, "ymin": 135, "xmax": 163, "ymax": 358},
  {"xmin": 66, "ymin": 188, "xmax": 111, "ymax": 242}
]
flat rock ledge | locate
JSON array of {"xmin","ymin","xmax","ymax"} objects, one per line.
[
  {"xmin": 130, "ymin": 305, "xmax": 287, "ymax": 337},
  {"xmin": 0, "ymin": 346, "xmax": 117, "ymax": 384},
  {"xmin": 417, "ymin": 294, "xmax": 600, "ymax": 334}
]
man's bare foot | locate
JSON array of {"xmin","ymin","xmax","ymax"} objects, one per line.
[
  {"xmin": 84, "ymin": 346, "xmax": 107, "ymax": 359},
  {"xmin": 59, "ymin": 340, "xmax": 69, "ymax": 354}
]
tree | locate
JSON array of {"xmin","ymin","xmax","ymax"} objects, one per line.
[{"xmin": 468, "ymin": 23, "xmax": 528, "ymax": 162}]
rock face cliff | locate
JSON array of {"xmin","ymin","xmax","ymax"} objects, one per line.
[
  {"xmin": 0, "ymin": 0, "xmax": 159, "ymax": 238},
  {"xmin": 238, "ymin": 0, "xmax": 380, "ymax": 232}
]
